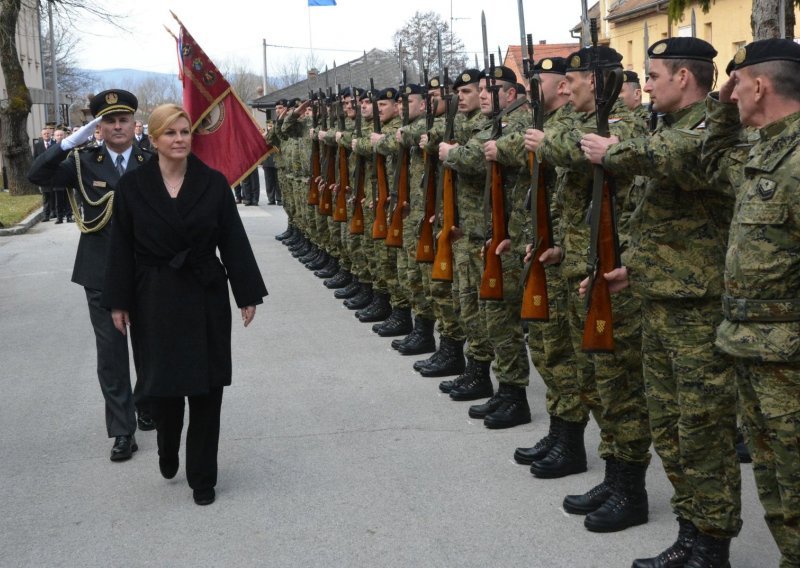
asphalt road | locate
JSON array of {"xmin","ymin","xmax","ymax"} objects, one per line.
[{"xmin": 0, "ymin": 190, "xmax": 779, "ymax": 567}]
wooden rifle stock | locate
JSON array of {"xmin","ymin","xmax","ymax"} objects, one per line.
[
  {"xmin": 431, "ymin": 166, "xmax": 456, "ymax": 281},
  {"xmin": 307, "ymin": 138, "xmax": 321, "ymax": 205},
  {"xmin": 385, "ymin": 145, "xmax": 410, "ymax": 247},
  {"xmin": 349, "ymin": 156, "xmax": 366, "ymax": 234},
  {"xmin": 479, "ymin": 160, "xmax": 505, "ymax": 300},
  {"xmin": 416, "ymin": 149, "xmax": 437, "ymax": 262},
  {"xmin": 320, "ymin": 145, "xmax": 336, "ymax": 216},
  {"xmin": 333, "ymin": 145, "xmax": 349, "ymax": 222},
  {"xmin": 521, "ymin": 152, "xmax": 552, "ymax": 321},
  {"xmin": 372, "ymin": 153, "xmax": 389, "ymax": 239}
]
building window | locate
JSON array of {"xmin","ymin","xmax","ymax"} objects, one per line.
[
  {"xmin": 678, "ymin": 25, "xmax": 692, "ymax": 38},
  {"xmin": 704, "ymin": 23, "xmax": 712, "ymax": 43}
]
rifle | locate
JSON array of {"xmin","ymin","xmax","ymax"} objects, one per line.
[
  {"xmin": 350, "ymin": 89, "xmax": 366, "ymax": 235},
  {"xmin": 370, "ymin": 78, "xmax": 389, "ymax": 239},
  {"xmin": 416, "ymin": 66, "xmax": 437, "ymax": 263},
  {"xmin": 431, "ymin": 69, "xmax": 459, "ymax": 282},
  {"xmin": 520, "ymin": 33, "xmax": 553, "ymax": 321},
  {"xmin": 385, "ymin": 65, "xmax": 410, "ymax": 248},
  {"xmin": 307, "ymin": 91, "xmax": 322, "ymax": 206},
  {"xmin": 319, "ymin": 88, "xmax": 336, "ymax": 216},
  {"xmin": 581, "ymin": 19, "xmax": 624, "ymax": 353},
  {"xmin": 478, "ymin": 53, "xmax": 507, "ymax": 301},
  {"xmin": 333, "ymin": 85, "xmax": 350, "ymax": 222}
]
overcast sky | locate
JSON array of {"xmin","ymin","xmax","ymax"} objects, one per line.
[{"xmin": 75, "ymin": 0, "xmax": 580, "ymax": 79}]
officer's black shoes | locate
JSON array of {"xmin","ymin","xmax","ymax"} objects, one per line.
[
  {"xmin": 193, "ymin": 488, "xmax": 216, "ymax": 506},
  {"xmin": 356, "ymin": 292, "xmax": 391, "ymax": 322},
  {"xmin": 307, "ymin": 252, "xmax": 329, "ymax": 271},
  {"xmin": 395, "ymin": 317, "xmax": 436, "ymax": 355},
  {"xmin": 345, "ymin": 285, "xmax": 372, "ymax": 310},
  {"xmin": 735, "ymin": 428, "xmax": 752, "ymax": 463},
  {"xmin": 373, "ymin": 307, "xmax": 412, "ymax": 336},
  {"xmin": 684, "ymin": 535, "xmax": 731, "ymax": 568},
  {"xmin": 483, "ymin": 385, "xmax": 531, "ymax": 429},
  {"xmin": 110, "ymin": 435, "xmax": 138, "ymax": 462},
  {"xmin": 335, "ymin": 280, "xmax": 361, "ymax": 299},
  {"xmin": 137, "ymin": 411, "xmax": 156, "ymax": 431},
  {"xmin": 514, "ymin": 416, "xmax": 564, "ymax": 465},
  {"xmin": 563, "ymin": 457, "xmax": 616, "ymax": 514},
  {"xmin": 451, "ymin": 359, "xmax": 493, "ymax": 402},
  {"xmin": 584, "ymin": 460, "xmax": 648, "ymax": 533},
  {"xmin": 418, "ymin": 336, "xmax": 465, "ymax": 377},
  {"xmin": 531, "ymin": 419, "xmax": 588, "ymax": 479},
  {"xmin": 314, "ymin": 258, "xmax": 339, "ymax": 279},
  {"xmin": 632, "ymin": 517, "xmax": 698, "ymax": 568},
  {"xmin": 324, "ymin": 270, "xmax": 352, "ymax": 289}
]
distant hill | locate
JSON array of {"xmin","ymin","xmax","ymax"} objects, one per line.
[{"xmin": 82, "ymin": 68, "xmax": 180, "ymax": 92}]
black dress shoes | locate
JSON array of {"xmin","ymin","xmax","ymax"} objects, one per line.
[
  {"xmin": 193, "ymin": 488, "xmax": 216, "ymax": 506},
  {"xmin": 137, "ymin": 412, "xmax": 156, "ymax": 431},
  {"xmin": 110, "ymin": 435, "xmax": 138, "ymax": 461}
]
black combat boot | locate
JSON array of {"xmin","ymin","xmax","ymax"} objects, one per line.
[
  {"xmin": 414, "ymin": 350, "xmax": 441, "ymax": 372},
  {"xmin": 451, "ymin": 359, "xmax": 493, "ymax": 403},
  {"xmin": 584, "ymin": 460, "xmax": 648, "ymax": 533},
  {"xmin": 299, "ymin": 247, "xmax": 321, "ymax": 265},
  {"xmin": 396, "ymin": 317, "xmax": 436, "ymax": 355},
  {"xmin": 530, "ymin": 420, "xmax": 588, "ymax": 479},
  {"xmin": 276, "ymin": 225, "xmax": 294, "ymax": 240},
  {"xmin": 684, "ymin": 534, "xmax": 731, "ymax": 568},
  {"xmin": 324, "ymin": 270, "xmax": 352, "ymax": 289},
  {"xmin": 632, "ymin": 517, "xmax": 698, "ymax": 568},
  {"xmin": 438, "ymin": 358, "xmax": 474, "ymax": 393},
  {"xmin": 483, "ymin": 385, "xmax": 531, "ymax": 429},
  {"xmin": 563, "ymin": 457, "xmax": 616, "ymax": 514},
  {"xmin": 307, "ymin": 251, "xmax": 330, "ymax": 270},
  {"xmin": 356, "ymin": 292, "xmax": 391, "ymax": 322},
  {"xmin": 284, "ymin": 230, "xmax": 303, "ymax": 246},
  {"xmin": 335, "ymin": 279, "xmax": 361, "ymax": 299},
  {"xmin": 373, "ymin": 307, "xmax": 412, "ymax": 337},
  {"xmin": 314, "ymin": 257, "xmax": 339, "ymax": 279},
  {"xmin": 291, "ymin": 239, "xmax": 312, "ymax": 258},
  {"xmin": 419, "ymin": 336, "xmax": 465, "ymax": 377},
  {"xmin": 345, "ymin": 284, "xmax": 373, "ymax": 310},
  {"xmin": 514, "ymin": 416, "xmax": 565, "ymax": 465}
]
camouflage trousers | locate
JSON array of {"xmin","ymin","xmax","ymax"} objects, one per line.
[
  {"xmin": 642, "ymin": 298, "xmax": 741, "ymax": 538},
  {"xmin": 528, "ymin": 269, "xmax": 587, "ymax": 423},
  {"xmin": 277, "ymin": 168, "xmax": 293, "ymax": 223},
  {"xmin": 454, "ymin": 238, "xmax": 493, "ymax": 363},
  {"xmin": 421, "ymin": 262, "xmax": 465, "ymax": 341},
  {"xmin": 480, "ymin": 252, "xmax": 529, "ymax": 387},
  {"xmin": 736, "ymin": 359, "xmax": 800, "ymax": 566},
  {"xmin": 337, "ymin": 220, "xmax": 352, "ymax": 271},
  {"xmin": 327, "ymin": 217, "xmax": 343, "ymax": 261},
  {"xmin": 565, "ymin": 275, "xmax": 649, "ymax": 464},
  {"xmin": 377, "ymin": 238, "xmax": 407, "ymax": 308},
  {"xmin": 398, "ymin": 214, "xmax": 434, "ymax": 319},
  {"xmin": 315, "ymin": 209, "xmax": 330, "ymax": 251}
]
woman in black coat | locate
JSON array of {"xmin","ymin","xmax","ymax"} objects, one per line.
[{"xmin": 102, "ymin": 104, "xmax": 267, "ymax": 506}]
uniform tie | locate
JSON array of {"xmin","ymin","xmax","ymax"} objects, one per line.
[{"xmin": 115, "ymin": 154, "xmax": 125, "ymax": 176}]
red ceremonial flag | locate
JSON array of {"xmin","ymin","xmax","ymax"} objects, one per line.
[{"xmin": 174, "ymin": 17, "xmax": 271, "ymax": 186}]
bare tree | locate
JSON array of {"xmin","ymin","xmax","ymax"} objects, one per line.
[
  {"xmin": 392, "ymin": 11, "xmax": 468, "ymax": 78},
  {"xmin": 40, "ymin": 12, "xmax": 97, "ymax": 99},
  {"xmin": 273, "ymin": 54, "xmax": 305, "ymax": 90},
  {"xmin": 218, "ymin": 56, "xmax": 263, "ymax": 102},
  {"xmin": 669, "ymin": 0, "xmax": 797, "ymax": 39},
  {"xmin": 133, "ymin": 75, "xmax": 181, "ymax": 121}
]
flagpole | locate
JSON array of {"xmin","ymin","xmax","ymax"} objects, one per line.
[{"xmin": 308, "ymin": 4, "xmax": 315, "ymax": 65}]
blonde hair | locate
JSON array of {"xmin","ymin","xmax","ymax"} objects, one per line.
[{"xmin": 147, "ymin": 104, "xmax": 191, "ymax": 140}]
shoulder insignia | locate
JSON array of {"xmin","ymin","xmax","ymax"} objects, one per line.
[
  {"xmin": 136, "ymin": 154, "xmax": 144, "ymax": 162},
  {"xmin": 96, "ymin": 153, "xmax": 104, "ymax": 163}
]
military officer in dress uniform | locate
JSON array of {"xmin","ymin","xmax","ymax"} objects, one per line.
[{"xmin": 28, "ymin": 90, "xmax": 154, "ymax": 462}]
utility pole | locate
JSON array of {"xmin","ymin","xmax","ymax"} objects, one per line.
[
  {"xmin": 262, "ymin": 38, "xmax": 268, "ymax": 94},
  {"xmin": 48, "ymin": 0, "xmax": 59, "ymax": 125}
]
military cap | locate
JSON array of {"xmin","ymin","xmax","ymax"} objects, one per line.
[
  {"xmin": 376, "ymin": 87, "xmax": 398, "ymax": 101},
  {"xmin": 726, "ymin": 38, "xmax": 800, "ymax": 74},
  {"xmin": 340, "ymin": 86, "xmax": 366, "ymax": 98},
  {"xmin": 89, "ymin": 89, "xmax": 138, "ymax": 118},
  {"xmin": 534, "ymin": 57, "xmax": 568, "ymax": 75},
  {"xmin": 427, "ymin": 76, "xmax": 451, "ymax": 90},
  {"xmin": 288, "ymin": 97, "xmax": 301, "ymax": 108},
  {"xmin": 275, "ymin": 98, "xmax": 289, "ymax": 107},
  {"xmin": 400, "ymin": 83, "xmax": 425, "ymax": 96},
  {"xmin": 566, "ymin": 46, "xmax": 623, "ymax": 72},
  {"xmin": 480, "ymin": 65, "xmax": 517, "ymax": 84},
  {"xmin": 453, "ymin": 69, "xmax": 482, "ymax": 89},
  {"xmin": 44, "ymin": 121, "xmax": 56, "ymax": 128},
  {"xmin": 515, "ymin": 83, "xmax": 527, "ymax": 95},
  {"xmin": 623, "ymin": 70, "xmax": 640, "ymax": 84},
  {"xmin": 648, "ymin": 37, "xmax": 717, "ymax": 62}
]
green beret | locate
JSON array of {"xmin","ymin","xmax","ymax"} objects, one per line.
[
  {"xmin": 376, "ymin": 87, "xmax": 398, "ymax": 101},
  {"xmin": 623, "ymin": 70, "xmax": 640, "ymax": 84},
  {"xmin": 401, "ymin": 83, "xmax": 425, "ymax": 96},
  {"xmin": 453, "ymin": 69, "xmax": 482, "ymax": 89},
  {"xmin": 648, "ymin": 38, "xmax": 717, "ymax": 62},
  {"xmin": 534, "ymin": 57, "xmax": 568, "ymax": 75},
  {"xmin": 480, "ymin": 65, "xmax": 517, "ymax": 84},
  {"xmin": 727, "ymin": 38, "xmax": 800, "ymax": 75},
  {"xmin": 566, "ymin": 46, "xmax": 623, "ymax": 72}
]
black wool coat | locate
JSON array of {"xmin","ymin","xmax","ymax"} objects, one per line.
[{"xmin": 101, "ymin": 154, "xmax": 267, "ymax": 397}]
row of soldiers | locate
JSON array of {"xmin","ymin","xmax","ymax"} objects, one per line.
[{"xmin": 266, "ymin": 36, "xmax": 800, "ymax": 568}]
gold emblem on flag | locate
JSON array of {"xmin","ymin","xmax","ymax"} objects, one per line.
[
  {"xmin": 652, "ymin": 42, "xmax": 667, "ymax": 55},
  {"xmin": 105, "ymin": 92, "xmax": 118, "ymax": 104},
  {"xmin": 542, "ymin": 59, "xmax": 553, "ymax": 70},
  {"xmin": 734, "ymin": 47, "xmax": 747, "ymax": 65},
  {"xmin": 596, "ymin": 320, "xmax": 606, "ymax": 334}
]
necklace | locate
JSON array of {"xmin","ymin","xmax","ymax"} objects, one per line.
[{"xmin": 163, "ymin": 175, "xmax": 184, "ymax": 197}]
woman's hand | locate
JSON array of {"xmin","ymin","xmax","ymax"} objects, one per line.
[
  {"xmin": 111, "ymin": 309, "xmax": 130, "ymax": 336},
  {"xmin": 241, "ymin": 306, "xmax": 256, "ymax": 327}
]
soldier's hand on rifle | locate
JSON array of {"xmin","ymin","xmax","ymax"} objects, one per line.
[
  {"xmin": 524, "ymin": 128, "xmax": 545, "ymax": 152},
  {"xmin": 401, "ymin": 201, "xmax": 410, "ymax": 218},
  {"xmin": 317, "ymin": 130, "xmax": 327, "ymax": 141},
  {"xmin": 579, "ymin": 266, "xmax": 629, "ymax": 298},
  {"xmin": 718, "ymin": 72, "xmax": 737, "ymax": 103},
  {"xmin": 370, "ymin": 132, "xmax": 384, "ymax": 145},
  {"xmin": 450, "ymin": 226, "xmax": 463, "ymax": 241},
  {"xmin": 420, "ymin": 134, "xmax": 429, "ymax": 148},
  {"xmin": 335, "ymin": 132, "xmax": 343, "ymax": 143},
  {"xmin": 495, "ymin": 238, "xmax": 511, "ymax": 256},
  {"xmin": 580, "ymin": 133, "xmax": 619, "ymax": 164},
  {"xmin": 309, "ymin": 128, "xmax": 316, "ymax": 139},
  {"xmin": 395, "ymin": 130, "xmax": 404, "ymax": 142},
  {"xmin": 540, "ymin": 246, "xmax": 563, "ymax": 266},
  {"xmin": 483, "ymin": 140, "xmax": 498, "ymax": 162},
  {"xmin": 439, "ymin": 142, "xmax": 458, "ymax": 161}
]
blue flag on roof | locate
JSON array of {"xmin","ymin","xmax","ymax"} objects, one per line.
[{"xmin": 308, "ymin": 0, "xmax": 336, "ymax": 5}]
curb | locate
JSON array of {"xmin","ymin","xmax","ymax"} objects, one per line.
[{"xmin": 0, "ymin": 207, "xmax": 43, "ymax": 236}]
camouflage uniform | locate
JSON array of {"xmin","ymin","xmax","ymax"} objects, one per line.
[
  {"xmin": 354, "ymin": 121, "xmax": 387, "ymax": 294},
  {"xmin": 540, "ymin": 99, "xmax": 651, "ymax": 465},
  {"xmin": 603, "ymin": 99, "xmax": 741, "ymax": 538},
  {"xmin": 350, "ymin": 118, "xmax": 376, "ymax": 286},
  {"xmin": 443, "ymin": 108, "xmax": 494, "ymax": 364},
  {"xmin": 704, "ymin": 95, "xmax": 800, "ymax": 566},
  {"xmin": 322, "ymin": 127, "xmax": 344, "ymax": 263}
]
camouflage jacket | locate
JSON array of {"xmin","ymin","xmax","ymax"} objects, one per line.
[
  {"xmin": 397, "ymin": 115, "xmax": 427, "ymax": 218},
  {"xmin": 352, "ymin": 119, "xmax": 377, "ymax": 204},
  {"xmin": 603, "ymin": 99, "xmax": 733, "ymax": 300},
  {"xmin": 703, "ymin": 97, "xmax": 800, "ymax": 362},
  {"xmin": 539, "ymin": 99, "xmax": 647, "ymax": 279}
]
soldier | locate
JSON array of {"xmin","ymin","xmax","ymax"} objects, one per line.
[
  {"xmin": 271, "ymin": 98, "xmax": 293, "ymax": 241},
  {"xmin": 526, "ymin": 46, "xmax": 652, "ymax": 533},
  {"xmin": 438, "ymin": 69, "xmax": 496, "ymax": 405},
  {"xmin": 28, "ymin": 90, "xmax": 154, "ymax": 461},
  {"xmin": 581, "ymin": 37, "xmax": 742, "ymax": 567},
  {"xmin": 702, "ymin": 38, "xmax": 800, "ymax": 568},
  {"xmin": 620, "ymin": 70, "xmax": 646, "ymax": 121}
]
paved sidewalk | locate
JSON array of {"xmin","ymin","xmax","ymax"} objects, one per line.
[{"xmin": 0, "ymin": 196, "xmax": 777, "ymax": 567}]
